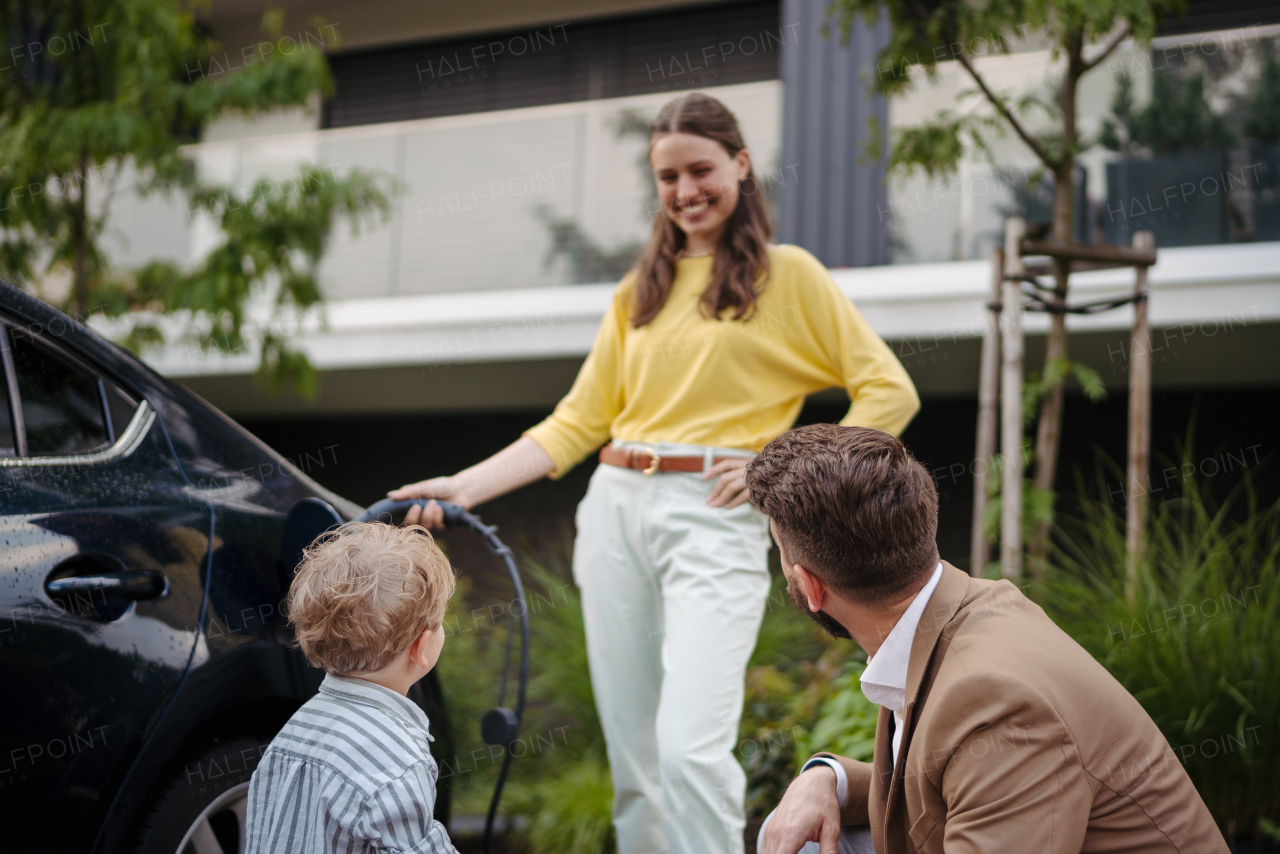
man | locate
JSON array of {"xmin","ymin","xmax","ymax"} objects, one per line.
[{"xmin": 745, "ymin": 424, "xmax": 1228, "ymax": 854}]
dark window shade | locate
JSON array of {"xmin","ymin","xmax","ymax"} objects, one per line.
[
  {"xmin": 1157, "ymin": 0, "xmax": 1280, "ymax": 34},
  {"xmin": 324, "ymin": 1, "xmax": 783, "ymax": 128},
  {"xmin": 9, "ymin": 329, "xmax": 109, "ymax": 456},
  {"xmin": 105, "ymin": 382, "xmax": 139, "ymax": 442}
]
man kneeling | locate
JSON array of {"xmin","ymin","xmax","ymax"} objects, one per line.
[
  {"xmin": 746, "ymin": 424, "xmax": 1227, "ymax": 854},
  {"xmin": 246, "ymin": 522, "xmax": 459, "ymax": 853}
]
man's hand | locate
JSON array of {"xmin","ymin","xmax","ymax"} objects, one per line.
[
  {"xmin": 760, "ymin": 765, "xmax": 843, "ymax": 854},
  {"xmin": 387, "ymin": 476, "xmax": 469, "ymax": 529},
  {"xmin": 704, "ymin": 457, "xmax": 752, "ymax": 508}
]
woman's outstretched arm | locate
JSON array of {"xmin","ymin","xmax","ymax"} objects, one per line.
[{"xmin": 387, "ymin": 435, "xmax": 555, "ymax": 527}]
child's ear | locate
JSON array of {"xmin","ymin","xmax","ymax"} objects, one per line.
[
  {"xmin": 409, "ymin": 625, "xmax": 445, "ymax": 669},
  {"xmin": 408, "ymin": 628, "xmax": 434, "ymax": 668}
]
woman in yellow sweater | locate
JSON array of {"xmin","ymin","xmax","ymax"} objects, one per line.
[{"xmin": 390, "ymin": 93, "xmax": 918, "ymax": 854}]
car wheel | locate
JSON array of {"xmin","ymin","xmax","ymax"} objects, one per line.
[{"xmin": 130, "ymin": 734, "xmax": 270, "ymax": 854}]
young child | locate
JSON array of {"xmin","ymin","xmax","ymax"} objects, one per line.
[{"xmin": 246, "ymin": 522, "xmax": 459, "ymax": 853}]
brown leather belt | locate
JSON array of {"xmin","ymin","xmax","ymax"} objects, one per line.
[{"xmin": 599, "ymin": 445, "xmax": 740, "ymax": 474}]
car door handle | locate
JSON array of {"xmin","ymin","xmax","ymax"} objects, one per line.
[
  {"xmin": 45, "ymin": 559, "xmax": 169, "ymax": 601},
  {"xmin": 46, "ymin": 570, "xmax": 168, "ymax": 599}
]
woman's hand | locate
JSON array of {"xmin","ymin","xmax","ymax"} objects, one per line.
[
  {"xmin": 385, "ymin": 436, "xmax": 556, "ymax": 529},
  {"xmin": 704, "ymin": 457, "xmax": 752, "ymax": 508},
  {"xmin": 387, "ymin": 476, "xmax": 469, "ymax": 529}
]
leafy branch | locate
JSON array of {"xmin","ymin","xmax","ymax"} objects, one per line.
[
  {"xmin": 1023, "ymin": 355, "xmax": 1107, "ymax": 424},
  {"xmin": 0, "ymin": 2, "xmax": 396, "ymax": 396}
]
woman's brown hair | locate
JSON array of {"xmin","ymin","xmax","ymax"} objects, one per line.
[{"xmin": 631, "ymin": 93, "xmax": 773, "ymax": 327}]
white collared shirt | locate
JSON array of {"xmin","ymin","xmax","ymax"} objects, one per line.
[{"xmin": 859, "ymin": 562, "xmax": 944, "ymax": 766}]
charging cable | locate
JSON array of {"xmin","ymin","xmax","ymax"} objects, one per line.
[{"xmin": 357, "ymin": 499, "xmax": 528, "ymax": 854}]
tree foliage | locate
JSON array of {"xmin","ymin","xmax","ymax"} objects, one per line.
[
  {"xmin": 829, "ymin": 0, "xmax": 1188, "ymax": 569},
  {"xmin": 830, "ymin": 0, "xmax": 1184, "ymax": 176},
  {"xmin": 1100, "ymin": 70, "xmax": 1234, "ymax": 155},
  {"xmin": 0, "ymin": 1, "xmax": 395, "ymax": 394},
  {"xmin": 1044, "ymin": 460, "xmax": 1280, "ymax": 840},
  {"xmin": 1244, "ymin": 50, "xmax": 1280, "ymax": 144}
]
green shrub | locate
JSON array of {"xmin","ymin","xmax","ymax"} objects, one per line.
[
  {"xmin": 507, "ymin": 753, "xmax": 615, "ymax": 854},
  {"xmin": 519, "ymin": 552, "xmax": 605, "ymax": 758},
  {"xmin": 503, "ymin": 544, "xmax": 616, "ymax": 853},
  {"xmin": 435, "ymin": 538, "xmax": 612, "ymax": 844},
  {"xmin": 434, "ymin": 574, "xmax": 511, "ymax": 815},
  {"xmin": 799, "ymin": 661, "xmax": 879, "ymax": 764},
  {"xmin": 1042, "ymin": 468, "xmax": 1280, "ymax": 841}
]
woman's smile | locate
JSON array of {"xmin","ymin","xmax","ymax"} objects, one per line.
[{"xmin": 676, "ymin": 197, "xmax": 713, "ymax": 223}]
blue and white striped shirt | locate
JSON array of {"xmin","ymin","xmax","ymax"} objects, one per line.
[{"xmin": 246, "ymin": 673, "xmax": 458, "ymax": 853}]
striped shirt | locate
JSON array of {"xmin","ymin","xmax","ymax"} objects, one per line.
[{"xmin": 245, "ymin": 674, "xmax": 458, "ymax": 853}]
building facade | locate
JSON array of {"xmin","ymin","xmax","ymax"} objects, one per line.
[{"xmin": 95, "ymin": 0, "xmax": 1280, "ymax": 565}]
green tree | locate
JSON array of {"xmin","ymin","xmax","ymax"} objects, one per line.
[
  {"xmin": 1099, "ymin": 72, "xmax": 1139, "ymax": 155},
  {"xmin": 1102, "ymin": 70, "xmax": 1233, "ymax": 154},
  {"xmin": 0, "ymin": 1, "xmax": 394, "ymax": 394},
  {"xmin": 831, "ymin": 0, "xmax": 1183, "ymax": 568},
  {"xmin": 1244, "ymin": 50, "xmax": 1280, "ymax": 143}
]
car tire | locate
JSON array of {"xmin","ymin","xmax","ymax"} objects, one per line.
[{"xmin": 129, "ymin": 733, "xmax": 271, "ymax": 854}]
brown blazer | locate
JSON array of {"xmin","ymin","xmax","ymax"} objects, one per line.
[{"xmin": 817, "ymin": 562, "xmax": 1228, "ymax": 854}]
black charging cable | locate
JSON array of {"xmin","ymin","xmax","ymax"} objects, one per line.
[{"xmin": 357, "ymin": 498, "xmax": 528, "ymax": 854}]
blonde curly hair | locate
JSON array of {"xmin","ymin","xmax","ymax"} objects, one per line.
[{"xmin": 288, "ymin": 522, "xmax": 455, "ymax": 676}]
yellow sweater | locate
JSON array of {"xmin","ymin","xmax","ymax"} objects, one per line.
[{"xmin": 525, "ymin": 244, "xmax": 920, "ymax": 477}]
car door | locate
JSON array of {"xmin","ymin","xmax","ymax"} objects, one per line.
[{"xmin": 0, "ymin": 317, "xmax": 213, "ymax": 851}]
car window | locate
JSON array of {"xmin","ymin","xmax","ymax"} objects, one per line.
[
  {"xmin": 103, "ymin": 381, "xmax": 140, "ymax": 442},
  {"xmin": 9, "ymin": 328, "xmax": 110, "ymax": 456}
]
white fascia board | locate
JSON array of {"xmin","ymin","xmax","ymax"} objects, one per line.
[
  {"xmin": 833, "ymin": 241, "xmax": 1280, "ymax": 343},
  {"xmin": 132, "ymin": 242, "xmax": 1279, "ymax": 378}
]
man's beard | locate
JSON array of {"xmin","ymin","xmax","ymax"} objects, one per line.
[{"xmin": 786, "ymin": 573, "xmax": 852, "ymax": 640}]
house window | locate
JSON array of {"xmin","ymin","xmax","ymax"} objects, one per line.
[{"xmin": 323, "ymin": 1, "xmax": 783, "ymax": 127}]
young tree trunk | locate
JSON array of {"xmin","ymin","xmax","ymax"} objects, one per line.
[
  {"xmin": 71, "ymin": 153, "xmax": 90, "ymax": 320},
  {"xmin": 1027, "ymin": 51, "xmax": 1082, "ymax": 570},
  {"xmin": 1027, "ymin": 175, "xmax": 1072, "ymax": 567}
]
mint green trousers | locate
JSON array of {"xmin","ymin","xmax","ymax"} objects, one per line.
[{"xmin": 573, "ymin": 442, "xmax": 773, "ymax": 854}]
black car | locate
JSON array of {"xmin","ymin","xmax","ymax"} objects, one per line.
[{"xmin": 0, "ymin": 280, "xmax": 453, "ymax": 853}]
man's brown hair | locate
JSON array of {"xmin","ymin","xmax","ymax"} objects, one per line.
[
  {"xmin": 288, "ymin": 522, "xmax": 455, "ymax": 676},
  {"xmin": 745, "ymin": 424, "xmax": 939, "ymax": 602}
]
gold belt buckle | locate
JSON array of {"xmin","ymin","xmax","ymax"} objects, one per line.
[{"xmin": 640, "ymin": 446, "xmax": 662, "ymax": 475}]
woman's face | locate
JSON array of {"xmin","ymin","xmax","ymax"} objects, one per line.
[{"xmin": 650, "ymin": 131, "xmax": 751, "ymax": 247}]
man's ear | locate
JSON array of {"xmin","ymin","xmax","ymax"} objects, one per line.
[{"xmin": 793, "ymin": 564, "xmax": 826, "ymax": 613}]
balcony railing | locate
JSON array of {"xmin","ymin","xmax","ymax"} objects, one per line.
[
  {"xmin": 101, "ymin": 80, "xmax": 782, "ymax": 300},
  {"xmin": 100, "ymin": 22, "xmax": 1279, "ymax": 289}
]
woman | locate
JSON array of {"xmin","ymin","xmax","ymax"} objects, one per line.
[{"xmin": 390, "ymin": 93, "xmax": 919, "ymax": 854}]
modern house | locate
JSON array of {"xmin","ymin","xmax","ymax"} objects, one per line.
[{"xmin": 99, "ymin": 0, "xmax": 1280, "ymax": 563}]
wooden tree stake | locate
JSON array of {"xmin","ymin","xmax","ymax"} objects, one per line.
[
  {"xmin": 1001, "ymin": 218, "xmax": 1027, "ymax": 579},
  {"xmin": 971, "ymin": 247, "xmax": 1004, "ymax": 577},
  {"xmin": 1125, "ymin": 230, "xmax": 1155, "ymax": 598}
]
